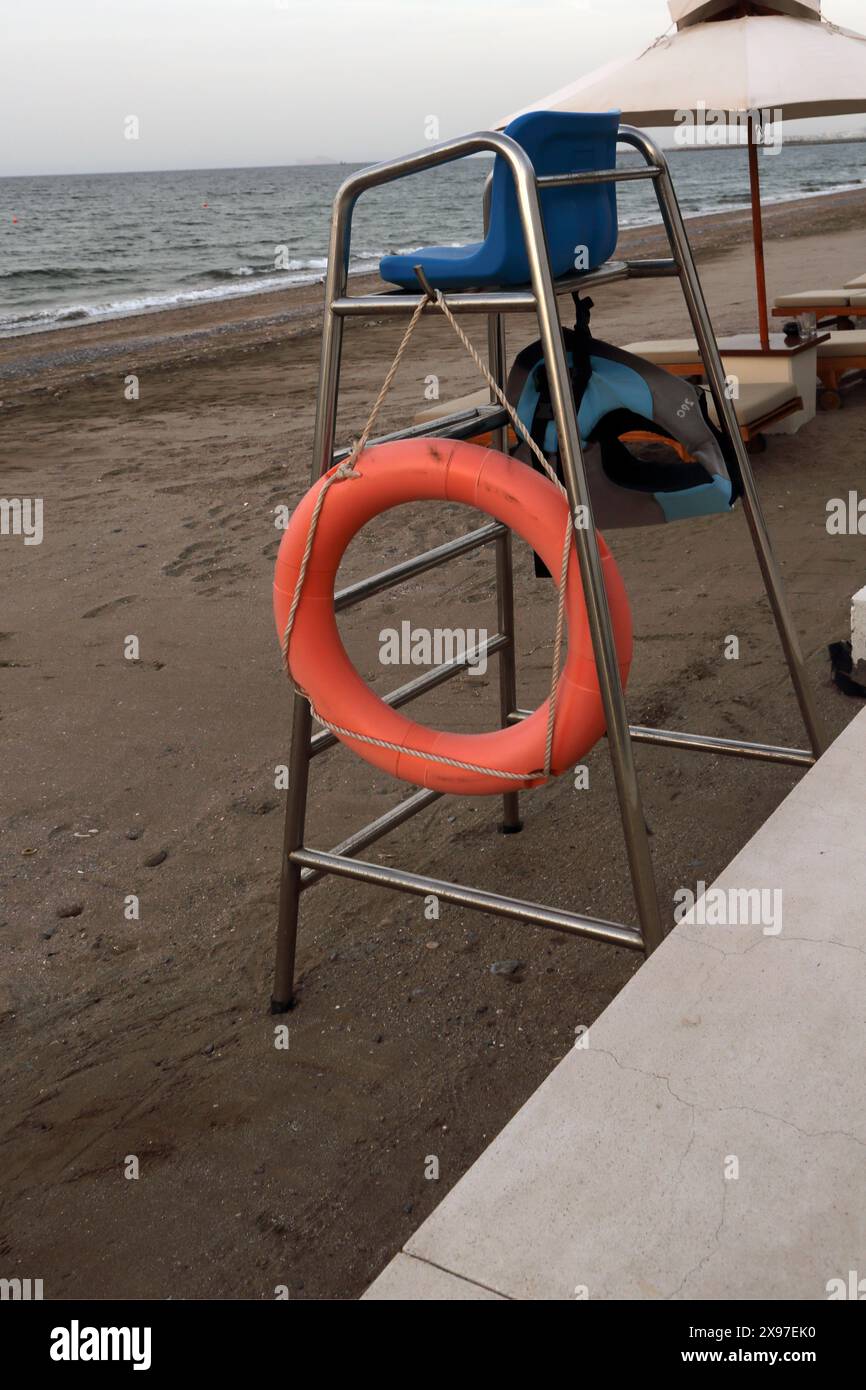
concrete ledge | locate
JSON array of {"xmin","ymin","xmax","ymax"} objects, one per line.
[{"xmin": 365, "ymin": 709, "xmax": 866, "ymax": 1300}]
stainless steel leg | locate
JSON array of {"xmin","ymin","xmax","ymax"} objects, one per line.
[
  {"xmin": 508, "ymin": 164, "xmax": 666, "ymax": 954},
  {"xmin": 272, "ymin": 696, "xmax": 312, "ymax": 1011},
  {"xmin": 495, "ymin": 531, "xmax": 522, "ymax": 833},
  {"xmin": 272, "ymin": 200, "xmax": 351, "ymax": 1007},
  {"xmin": 621, "ymin": 127, "xmax": 826, "ymax": 761},
  {"xmin": 488, "ymin": 312, "xmax": 522, "ymax": 833}
]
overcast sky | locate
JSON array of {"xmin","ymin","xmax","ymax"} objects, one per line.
[{"xmin": 1, "ymin": 0, "xmax": 865, "ymax": 176}]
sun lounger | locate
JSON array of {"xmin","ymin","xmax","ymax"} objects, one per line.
[
  {"xmin": 622, "ymin": 338, "xmax": 704, "ymax": 372},
  {"xmin": 704, "ymin": 381, "xmax": 802, "ymax": 438},
  {"xmin": 618, "ymin": 382, "xmax": 801, "ymax": 457},
  {"xmin": 771, "ymin": 288, "xmax": 866, "ymax": 327},
  {"xmin": 626, "ymin": 328, "xmax": 866, "ymax": 413},
  {"xmin": 622, "ymin": 337, "xmax": 808, "ymax": 440},
  {"xmin": 415, "ymin": 376, "xmax": 801, "ymax": 459},
  {"xmin": 814, "ymin": 329, "xmax": 866, "ymax": 409},
  {"xmin": 414, "ymin": 389, "xmax": 520, "ymax": 451}
]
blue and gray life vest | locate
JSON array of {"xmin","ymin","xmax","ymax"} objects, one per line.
[{"xmin": 507, "ymin": 295, "xmax": 742, "ymax": 538}]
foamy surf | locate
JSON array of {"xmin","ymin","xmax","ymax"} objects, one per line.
[
  {"xmin": 0, "ymin": 262, "xmax": 376, "ymax": 337},
  {"xmin": 1, "ymin": 150, "xmax": 863, "ymax": 339}
]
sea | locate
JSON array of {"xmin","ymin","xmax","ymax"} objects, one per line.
[{"xmin": 1, "ymin": 140, "xmax": 864, "ymax": 339}]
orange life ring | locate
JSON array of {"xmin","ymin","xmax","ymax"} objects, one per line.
[{"xmin": 273, "ymin": 438, "xmax": 632, "ymax": 796}]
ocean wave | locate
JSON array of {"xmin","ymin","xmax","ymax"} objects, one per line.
[
  {"xmin": 617, "ymin": 177, "xmax": 866, "ymax": 230},
  {"xmin": 2, "ymin": 174, "xmax": 863, "ymax": 339},
  {"xmin": 185, "ymin": 257, "xmax": 330, "ymax": 282},
  {"xmin": 0, "ymin": 265, "xmax": 119, "ymax": 281},
  {"xmin": 199, "ymin": 264, "xmax": 259, "ymax": 279},
  {"xmin": 0, "ymin": 267, "xmax": 339, "ymax": 336},
  {"xmin": 0, "ymin": 246, "xmax": 405, "ymax": 336}
]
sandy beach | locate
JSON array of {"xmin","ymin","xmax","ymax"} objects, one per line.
[{"xmin": 2, "ymin": 189, "xmax": 866, "ymax": 1300}]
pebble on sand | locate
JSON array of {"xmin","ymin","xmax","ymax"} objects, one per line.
[
  {"xmin": 490, "ymin": 959, "xmax": 525, "ymax": 978},
  {"xmin": 56, "ymin": 903, "xmax": 83, "ymax": 919},
  {"xmin": 143, "ymin": 849, "xmax": 168, "ymax": 867}
]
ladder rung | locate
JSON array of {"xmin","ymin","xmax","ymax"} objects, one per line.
[
  {"xmin": 508, "ymin": 709, "xmax": 814, "ymax": 766},
  {"xmin": 334, "ymin": 524, "xmax": 505, "ymax": 613},
  {"xmin": 299, "ymin": 789, "xmax": 441, "ymax": 887},
  {"xmin": 331, "ymin": 405, "xmax": 509, "ymax": 464},
  {"xmin": 292, "ymin": 848, "xmax": 645, "ymax": 950},
  {"xmin": 311, "ymin": 634, "xmax": 510, "ymax": 757}
]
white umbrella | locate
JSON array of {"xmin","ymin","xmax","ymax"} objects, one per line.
[{"xmin": 501, "ymin": 0, "xmax": 866, "ymax": 346}]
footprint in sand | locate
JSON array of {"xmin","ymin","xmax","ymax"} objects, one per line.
[
  {"xmin": 230, "ymin": 795, "xmax": 277, "ymax": 816},
  {"xmin": 192, "ymin": 563, "xmax": 247, "ymax": 585},
  {"xmin": 163, "ymin": 540, "xmax": 249, "ymax": 589},
  {"xmin": 81, "ymin": 595, "xmax": 137, "ymax": 619},
  {"xmin": 162, "ymin": 540, "xmax": 221, "ymax": 576}
]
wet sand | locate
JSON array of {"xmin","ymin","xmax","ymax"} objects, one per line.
[{"xmin": 1, "ymin": 188, "xmax": 866, "ymax": 1300}]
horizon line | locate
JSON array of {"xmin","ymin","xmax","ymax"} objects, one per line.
[{"xmin": 2, "ymin": 132, "xmax": 865, "ymax": 180}]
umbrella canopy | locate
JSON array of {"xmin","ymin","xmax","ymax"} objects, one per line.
[
  {"xmin": 670, "ymin": 0, "xmax": 820, "ymax": 26},
  {"xmin": 500, "ymin": 1, "xmax": 866, "ymax": 345},
  {"xmin": 502, "ymin": 1, "xmax": 866, "ymax": 125}
]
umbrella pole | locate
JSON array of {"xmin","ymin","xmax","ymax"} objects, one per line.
[{"xmin": 748, "ymin": 113, "xmax": 770, "ymax": 350}]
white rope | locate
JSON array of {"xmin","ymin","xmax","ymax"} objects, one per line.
[
  {"xmin": 281, "ymin": 286, "xmax": 581, "ymax": 785},
  {"xmin": 280, "ymin": 298, "xmax": 426, "ymax": 673},
  {"xmin": 431, "ymin": 290, "xmax": 567, "ymax": 497},
  {"xmin": 430, "ymin": 291, "xmax": 576, "ymax": 773},
  {"xmin": 310, "ymin": 716, "xmax": 540, "ymax": 782}
]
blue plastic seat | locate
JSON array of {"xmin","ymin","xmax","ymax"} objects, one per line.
[{"xmin": 379, "ymin": 111, "xmax": 620, "ymax": 292}]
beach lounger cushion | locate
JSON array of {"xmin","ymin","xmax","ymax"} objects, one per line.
[
  {"xmin": 626, "ymin": 333, "xmax": 866, "ymax": 372},
  {"xmin": 625, "ymin": 337, "xmax": 815, "ymax": 365},
  {"xmin": 379, "ymin": 111, "xmax": 620, "ymax": 291},
  {"xmin": 416, "ymin": 389, "xmax": 489, "ymax": 424},
  {"xmin": 817, "ymin": 330, "xmax": 866, "ymax": 357},
  {"xmin": 774, "ymin": 290, "xmax": 866, "ymax": 309},
  {"xmin": 623, "ymin": 339, "xmax": 700, "ymax": 364},
  {"xmin": 705, "ymin": 381, "xmax": 796, "ymax": 429},
  {"xmin": 815, "ymin": 332, "xmax": 866, "ymax": 399}
]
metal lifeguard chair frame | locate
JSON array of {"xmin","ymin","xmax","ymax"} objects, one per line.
[{"xmin": 270, "ymin": 125, "xmax": 825, "ymax": 1012}]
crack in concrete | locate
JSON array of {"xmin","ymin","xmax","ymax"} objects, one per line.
[
  {"xmin": 667, "ymin": 1175, "xmax": 729, "ymax": 1301},
  {"xmin": 584, "ymin": 1046, "xmax": 865, "ymax": 1299},
  {"xmin": 679, "ymin": 925, "xmax": 866, "ymax": 960},
  {"xmin": 590, "ymin": 1046, "xmax": 866, "ymax": 1151}
]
